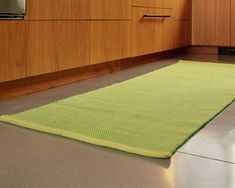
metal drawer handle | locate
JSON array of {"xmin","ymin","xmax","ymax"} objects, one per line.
[{"xmin": 143, "ymin": 14, "xmax": 171, "ymax": 18}]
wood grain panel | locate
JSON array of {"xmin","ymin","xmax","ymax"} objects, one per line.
[
  {"xmin": 90, "ymin": 0, "xmax": 131, "ymax": 19},
  {"xmin": 173, "ymin": 0, "xmax": 191, "ymax": 20},
  {"xmin": 163, "ymin": 20, "xmax": 190, "ymax": 50},
  {"xmin": 132, "ymin": 0, "xmax": 163, "ymax": 8},
  {"xmin": 25, "ymin": 0, "xmax": 89, "ymax": 20},
  {"xmin": 26, "ymin": 0, "xmax": 131, "ymax": 20},
  {"xmin": 192, "ymin": 0, "xmax": 230, "ymax": 46},
  {"xmin": 26, "ymin": 21, "xmax": 57, "ymax": 76},
  {"xmin": 163, "ymin": 0, "xmax": 173, "ymax": 9},
  {"xmin": 231, "ymin": 0, "xmax": 235, "ymax": 46},
  {"xmin": 132, "ymin": 0, "xmax": 172, "ymax": 8},
  {"xmin": 162, "ymin": 18, "xmax": 175, "ymax": 50},
  {"xmin": 26, "ymin": 21, "xmax": 90, "ymax": 77},
  {"xmin": 56, "ymin": 22, "xmax": 90, "ymax": 71},
  {"xmin": 173, "ymin": 21, "xmax": 190, "ymax": 48},
  {"xmin": 0, "ymin": 21, "xmax": 26, "ymax": 83},
  {"xmin": 131, "ymin": 7, "xmax": 167, "ymax": 57},
  {"xmin": 214, "ymin": 0, "xmax": 230, "ymax": 46},
  {"xmin": 90, "ymin": 21, "xmax": 130, "ymax": 64}
]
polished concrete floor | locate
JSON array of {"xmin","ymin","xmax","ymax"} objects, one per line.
[{"xmin": 0, "ymin": 54, "xmax": 235, "ymax": 188}]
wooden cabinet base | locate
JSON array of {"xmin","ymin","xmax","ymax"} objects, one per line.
[
  {"xmin": 131, "ymin": 7, "xmax": 168, "ymax": 57},
  {"xmin": 231, "ymin": 0, "xmax": 235, "ymax": 46},
  {"xmin": 0, "ymin": 21, "xmax": 26, "ymax": 83},
  {"xmin": 90, "ymin": 21, "xmax": 131, "ymax": 64},
  {"xmin": 0, "ymin": 48, "xmax": 186, "ymax": 100},
  {"xmin": 192, "ymin": 0, "xmax": 230, "ymax": 46},
  {"xmin": 163, "ymin": 20, "xmax": 190, "ymax": 51},
  {"xmin": 26, "ymin": 21, "xmax": 90, "ymax": 77}
]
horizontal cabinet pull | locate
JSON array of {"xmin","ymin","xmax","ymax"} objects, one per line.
[{"xmin": 143, "ymin": 14, "xmax": 171, "ymax": 18}]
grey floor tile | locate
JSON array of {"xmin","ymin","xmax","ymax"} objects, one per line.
[
  {"xmin": 179, "ymin": 102, "xmax": 235, "ymax": 163},
  {"xmin": 0, "ymin": 123, "xmax": 235, "ymax": 188}
]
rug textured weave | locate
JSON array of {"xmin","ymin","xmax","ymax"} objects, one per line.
[{"xmin": 1, "ymin": 61, "xmax": 235, "ymax": 158}]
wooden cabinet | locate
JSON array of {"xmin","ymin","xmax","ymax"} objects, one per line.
[
  {"xmin": 231, "ymin": 0, "xmax": 235, "ymax": 46},
  {"xmin": 192, "ymin": 0, "xmax": 230, "ymax": 46},
  {"xmin": 163, "ymin": 20, "xmax": 190, "ymax": 50},
  {"xmin": 132, "ymin": 0, "xmax": 162, "ymax": 8},
  {"xmin": 25, "ymin": 0, "xmax": 89, "ymax": 20},
  {"xmin": 131, "ymin": 1, "xmax": 190, "ymax": 56},
  {"xmin": 26, "ymin": 21, "xmax": 90, "ymax": 77},
  {"xmin": 132, "ymin": 0, "xmax": 172, "ymax": 9},
  {"xmin": 26, "ymin": 0, "xmax": 131, "ymax": 20},
  {"xmin": 173, "ymin": 0, "xmax": 191, "ymax": 20},
  {"xmin": 163, "ymin": 0, "xmax": 173, "ymax": 9},
  {"xmin": 90, "ymin": 0, "xmax": 131, "ymax": 19},
  {"xmin": 131, "ymin": 7, "xmax": 173, "ymax": 57},
  {"xmin": 174, "ymin": 21, "xmax": 190, "ymax": 48},
  {"xmin": 0, "ymin": 0, "xmax": 193, "ymax": 84},
  {"xmin": 90, "ymin": 21, "xmax": 130, "ymax": 64},
  {"xmin": 0, "ymin": 21, "xmax": 26, "ymax": 83},
  {"xmin": 163, "ymin": 0, "xmax": 191, "ymax": 50},
  {"xmin": 162, "ymin": 18, "xmax": 175, "ymax": 50},
  {"xmin": 26, "ymin": 21, "xmax": 57, "ymax": 76}
]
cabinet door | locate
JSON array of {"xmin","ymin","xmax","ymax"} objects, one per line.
[
  {"xmin": 90, "ymin": 0, "xmax": 131, "ymax": 19},
  {"xmin": 131, "ymin": 7, "xmax": 166, "ymax": 57},
  {"xmin": 90, "ymin": 21, "xmax": 130, "ymax": 64},
  {"xmin": 0, "ymin": 21, "xmax": 25, "ymax": 83},
  {"xmin": 231, "ymin": 0, "xmax": 235, "ymax": 46},
  {"xmin": 162, "ymin": 17, "xmax": 175, "ymax": 50},
  {"xmin": 173, "ymin": 0, "xmax": 191, "ymax": 20},
  {"xmin": 192, "ymin": 0, "xmax": 230, "ymax": 46},
  {"xmin": 163, "ymin": 20, "xmax": 190, "ymax": 50},
  {"xmin": 174, "ymin": 21, "xmax": 190, "ymax": 48},
  {"xmin": 25, "ymin": 0, "xmax": 89, "ymax": 20},
  {"xmin": 26, "ymin": 21, "xmax": 90, "ymax": 77}
]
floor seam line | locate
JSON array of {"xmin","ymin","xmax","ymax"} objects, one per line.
[{"xmin": 176, "ymin": 151, "xmax": 235, "ymax": 164}]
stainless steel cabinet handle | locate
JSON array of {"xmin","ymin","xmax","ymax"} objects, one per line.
[
  {"xmin": 0, "ymin": 13, "xmax": 24, "ymax": 20},
  {"xmin": 143, "ymin": 14, "xmax": 171, "ymax": 18}
]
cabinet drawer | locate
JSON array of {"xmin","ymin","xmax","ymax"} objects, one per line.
[
  {"xmin": 90, "ymin": 21, "xmax": 130, "ymax": 64},
  {"xmin": 26, "ymin": 0, "xmax": 131, "ymax": 20},
  {"xmin": 25, "ymin": 0, "xmax": 89, "ymax": 20},
  {"xmin": 0, "ymin": 21, "xmax": 26, "ymax": 83},
  {"xmin": 132, "ymin": 0, "xmax": 173, "ymax": 9},
  {"xmin": 90, "ymin": 0, "xmax": 131, "ymax": 19},
  {"xmin": 26, "ymin": 21, "xmax": 90, "ymax": 77},
  {"xmin": 163, "ymin": 20, "xmax": 190, "ymax": 50},
  {"xmin": 131, "ymin": 7, "xmax": 172, "ymax": 57}
]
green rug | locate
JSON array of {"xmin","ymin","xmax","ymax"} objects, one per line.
[{"xmin": 1, "ymin": 61, "xmax": 235, "ymax": 158}]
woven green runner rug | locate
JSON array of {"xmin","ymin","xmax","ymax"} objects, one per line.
[{"xmin": 1, "ymin": 61, "xmax": 235, "ymax": 158}]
